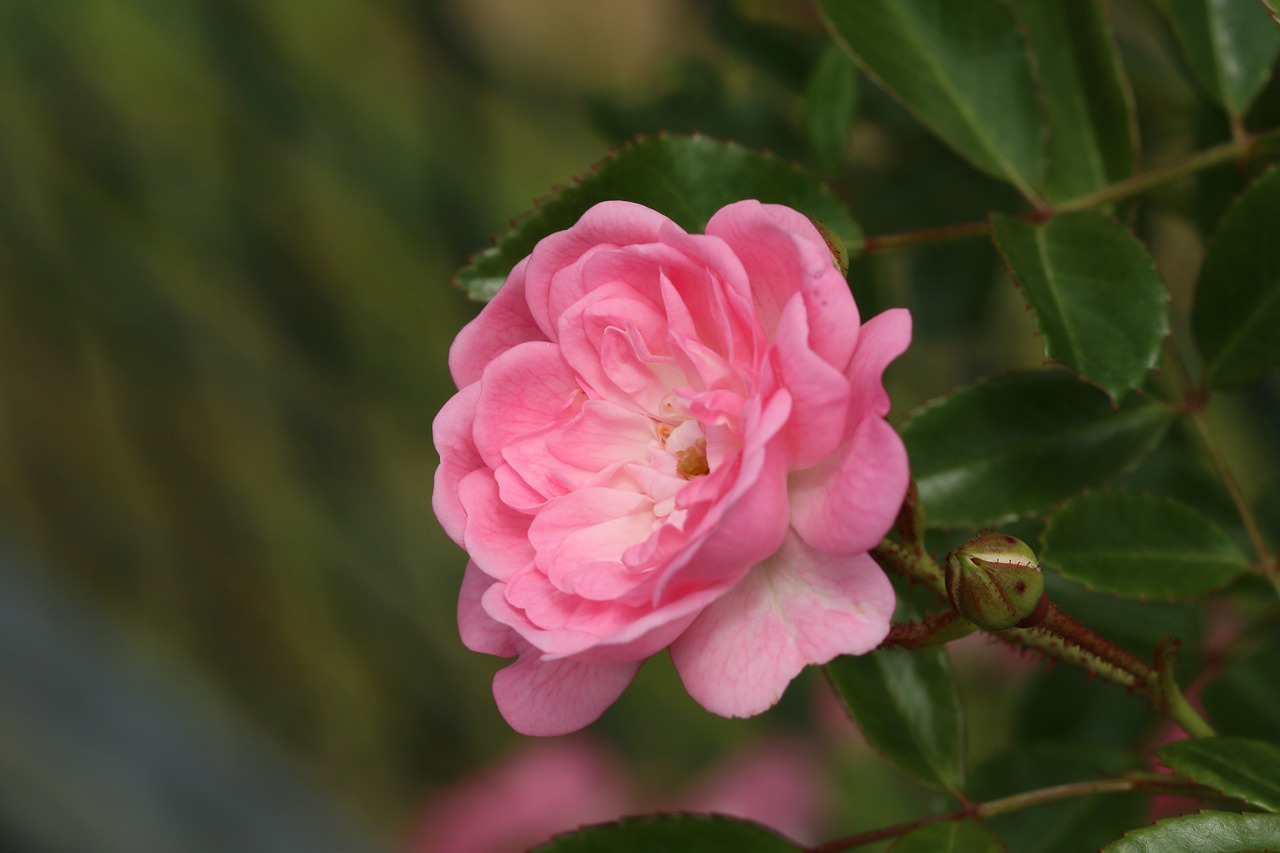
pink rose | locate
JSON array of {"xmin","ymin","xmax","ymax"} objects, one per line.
[{"xmin": 434, "ymin": 199, "xmax": 911, "ymax": 735}]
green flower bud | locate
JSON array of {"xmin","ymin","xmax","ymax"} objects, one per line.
[{"xmin": 945, "ymin": 533, "xmax": 1047, "ymax": 631}]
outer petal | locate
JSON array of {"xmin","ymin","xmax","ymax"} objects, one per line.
[
  {"xmin": 773, "ymin": 293, "xmax": 852, "ymax": 468},
  {"xmin": 706, "ymin": 200, "xmax": 859, "ymax": 370},
  {"xmin": 670, "ymin": 532, "xmax": 893, "ymax": 718},
  {"xmin": 788, "ymin": 416, "xmax": 909, "ymax": 556},
  {"xmin": 459, "ymin": 562, "xmax": 521, "ymax": 657},
  {"xmin": 432, "ymin": 383, "xmax": 484, "ymax": 546},
  {"xmin": 844, "ymin": 308, "xmax": 912, "ymax": 426},
  {"xmin": 458, "ymin": 469, "xmax": 534, "ymax": 581},
  {"xmin": 449, "ymin": 257, "xmax": 545, "ymax": 388},
  {"xmin": 493, "ymin": 653, "xmax": 642, "ymax": 736}
]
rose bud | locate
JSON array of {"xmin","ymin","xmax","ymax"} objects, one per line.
[
  {"xmin": 434, "ymin": 200, "xmax": 912, "ymax": 735},
  {"xmin": 944, "ymin": 533, "xmax": 1047, "ymax": 631}
]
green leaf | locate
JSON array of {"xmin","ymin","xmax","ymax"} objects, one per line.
[
  {"xmin": 1265, "ymin": 0, "xmax": 1279, "ymax": 22},
  {"xmin": 991, "ymin": 212, "xmax": 1169, "ymax": 401},
  {"xmin": 455, "ymin": 134, "xmax": 860, "ymax": 301},
  {"xmin": 818, "ymin": 0, "xmax": 1045, "ymax": 200},
  {"xmin": 890, "ymin": 820, "xmax": 1004, "ymax": 852},
  {"xmin": 1008, "ymin": 0, "xmax": 1137, "ymax": 202},
  {"xmin": 1166, "ymin": 0, "xmax": 1280, "ymax": 115},
  {"xmin": 805, "ymin": 45, "xmax": 859, "ymax": 176},
  {"xmin": 1203, "ymin": 646, "xmax": 1280, "ymax": 742},
  {"xmin": 901, "ymin": 371, "xmax": 1174, "ymax": 528},
  {"xmin": 1039, "ymin": 490, "xmax": 1250, "ymax": 600},
  {"xmin": 1159, "ymin": 737, "xmax": 1280, "ymax": 812},
  {"xmin": 1016, "ymin": 666, "xmax": 1153, "ymax": 749},
  {"xmin": 1101, "ymin": 811, "xmax": 1280, "ymax": 852},
  {"xmin": 532, "ymin": 813, "xmax": 802, "ymax": 853},
  {"xmin": 1193, "ymin": 165, "xmax": 1280, "ymax": 390},
  {"xmin": 1041, "ymin": 573, "xmax": 1204, "ymax": 658},
  {"xmin": 972, "ymin": 744, "xmax": 1145, "ymax": 853},
  {"xmin": 826, "ymin": 648, "xmax": 966, "ymax": 795}
]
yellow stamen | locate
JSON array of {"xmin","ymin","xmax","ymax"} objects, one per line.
[{"xmin": 676, "ymin": 439, "xmax": 709, "ymax": 479}]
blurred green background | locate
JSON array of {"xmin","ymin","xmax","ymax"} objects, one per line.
[{"xmin": 2, "ymin": 0, "xmax": 1277, "ymax": 850}]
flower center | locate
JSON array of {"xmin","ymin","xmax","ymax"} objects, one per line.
[
  {"xmin": 653, "ymin": 415, "xmax": 711, "ymax": 484},
  {"xmin": 675, "ymin": 439, "xmax": 709, "ymax": 479}
]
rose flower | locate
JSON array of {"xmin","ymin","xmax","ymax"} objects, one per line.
[{"xmin": 434, "ymin": 200, "xmax": 910, "ymax": 735}]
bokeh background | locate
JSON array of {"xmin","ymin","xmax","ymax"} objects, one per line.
[{"xmin": 2, "ymin": 0, "xmax": 1277, "ymax": 850}]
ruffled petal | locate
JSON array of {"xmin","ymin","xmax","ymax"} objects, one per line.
[
  {"xmin": 788, "ymin": 416, "xmax": 909, "ymax": 556},
  {"xmin": 670, "ymin": 532, "xmax": 893, "ymax": 718},
  {"xmin": 458, "ymin": 562, "xmax": 521, "ymax": 657},
  {"xmin": 458, "ymin": 469, "xmax": 534, "ymax": 581},
  {"xmin": 432, "ymin": 383, "xmax": 484, "ymax": 546},
  {"xmin": 773, "ymin": 293, "xmax": 852, "ymax": 468},
  {"xmin": 449, "ymin": 257, "xmax": 545, "ymax": 387},
  {"xmin": 706, "ymin": 200, "xmax": 859, "ymax": 371},
  {"xmin": 524, "ymin": 201, "xmax": 673, "ymax": 340},
  {"xmin": 473, "ymin": 341, "xmax": 580, "ymax": 470},
  {"xmin": 844, "ymin": 308, "xmax": 912, "ymax": 427}
]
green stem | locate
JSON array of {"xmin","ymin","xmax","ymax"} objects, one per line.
[
  {"xmin": 1187, "ymin": 406, "xmax": 1280, "ymax": 596},
  {"xmin": 806, "ymin": 776, "xmax": 1213, "ymax": 852},
  {"xmin": 1168, "ymin": 346, "xmax": 1280, "ymax": 598},
  {"xmin": 853, "ymin": 126, "xmax": 1280, "ymax": 255},
  {"xmin": 1157, "ymin": 640, "xmax": 1218, "ymax": 739},
  {"xmin": 1053, "ymin": 132, "xmax": 1267, "ymax": 214}
]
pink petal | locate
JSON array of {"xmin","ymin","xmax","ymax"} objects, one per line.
[
  {"xmin": 449, "ymin": 257, "xmax": 545, "ymax": 388},
  {"xmin": 458, "ymin": 562, "xmax": 521, "ymax": 657},
  {"xmin": 528, "ymin": 486, "xmax": 656, "ymax": 573},
  {"xmin": 706, "ymin": 200, "xmax": 859, "ymax": 370},
  {"xmin": 432, "ymin": 383, "xmax": 484, "ymax": 546},
  {"xmin": 492, "ymin": 653, "xmax": 642, "ymax": 736},
  {"xmin": 473, "ymin": 340, "xmax": 580, "ymax": 470},
  {"xmin": 670, "ymin": 532, "xmax": 893, "ymax": 718},
  {"xmin": 773, "ymin": 293, "xmax": 852, "ymax": 468},
  {"xmin": 555, "ymin": 279, "xmax": 675, "ymax": 410},
  {"xmin": 458, "ymin": 469, "xmax": 534, "ymax": 581},
  {"xmin": 844, "ymin": 308, "xmax": 912, "ymax": 426},
  {"xmin": 621, "ymin": 394, "xmax": 786, "ymax": 588},
  {"xmin": 545, "ymin": 401, "xmax": 654, "ymax": 472},
  {"xmin": 524, "ymin": 201, "xmax": 673, "ymax": 340},
  {"xmin": 788, "ymin": 416, "xmax": 909, "ymax": 556}
]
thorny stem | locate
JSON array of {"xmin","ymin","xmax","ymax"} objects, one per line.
[
  {"xmin": 871, "ymin": 538, "xmax": 946, "ymax": 594},
  {"xmin": 852, "ymin": 126, "xmax": 1280, "ymax": 255},
  {"xmin": 870, "ymin": 539, "xmax": 1216, "ymax": 738},
  {"xmin": 806, "ymin": 776, "xmax": 1215, "ymax": 852},
  {"xmin": 883, "ymin": 610, "xmax": 976, "ymax": 650}
]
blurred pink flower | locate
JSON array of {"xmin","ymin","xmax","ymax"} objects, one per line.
[
  {"xmin": 434, "ymin": 199, "xmax": 911, "ymax": 734},
  {"xmin": 405, "ymin": 736, "xmax": 824, "ymax": 853},
  {"xmin": 405, "ymin": 739, "xmax": 631, "ymax": 853}
]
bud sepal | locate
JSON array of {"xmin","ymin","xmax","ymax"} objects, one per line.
[{"xmin": 944, "ymin": 532, "xmax": 1047, "ymax": 631}]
